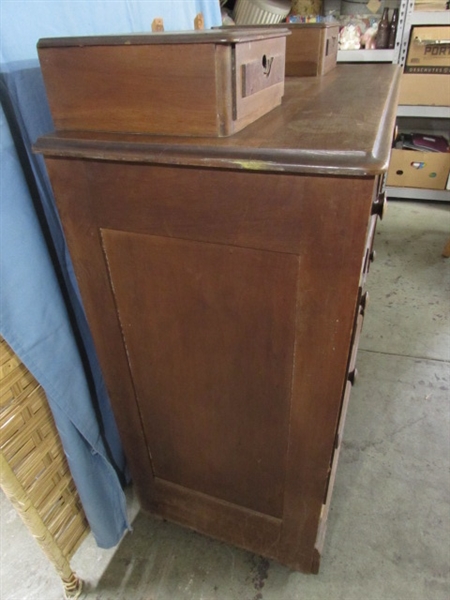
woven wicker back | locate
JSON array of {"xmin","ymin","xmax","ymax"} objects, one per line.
[{"xmin": 0, "ymin": 336, "xmax": 89, "ymax": 594}]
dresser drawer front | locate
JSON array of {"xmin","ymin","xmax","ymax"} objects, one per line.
[
  {"xmin": 233, "ymin": 36, "xmax": 286, "ymax": 125},
  {"xmin": 320, "ymin": 27, "xmax": 339, "ymax": 75},
  {"xmin": 38, "ymin": 30, "xmax": 287, "ymax": 138},
  {"xmin": 283, "ymin": 24, "xmax": 339, "ymax": 77}
]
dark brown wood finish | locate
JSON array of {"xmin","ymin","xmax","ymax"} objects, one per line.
[
  {"xmin": 227, "ymin": 23, "xmax": 339, "ymax": 77},
  {"xmin": 284, "ymin": 23, "xmax": 339, "ymax": 77},
  {"xmin": 37, "ymin": 29, "xmax": 288, "ymax": 137},
  {"xmin": 101, "ymin": 229, "xmax": 297, "ymax": 518},
  {"xmin": 35, "ymin": 65, "xmax": 400, "ymax": 175},
  {"xmin": 36, "ymin": 64, "xmax": 401, "ymax": 573}
]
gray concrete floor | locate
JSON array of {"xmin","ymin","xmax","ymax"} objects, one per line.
[{"xmin": 1, "ymin": 200, "xmax": 449, "ymax": 600}]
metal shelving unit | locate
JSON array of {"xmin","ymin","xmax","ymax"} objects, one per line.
[
  {"xmin": 398, "ymin": 8, "xmax": 450, "ymax": 65},
  {"xmin": 337, "ymin": 0, "xmax": 409, "ymax": 63},
  {"xmin": 409, "ymin": 9, "xmax": 450, "ymax": 24},
  {"xmin": 396, "ymin": 105, "xmax": 450, "ymax": 118},
  {"xmin": 337, "ymin": 49, "xmax": 396, "ymax": 61},
  {"xmin": 386, "ymin": 186, "xmax": 450, "ymax": 200},
  {"xmin": 330, "ymin": 0, "xmax": 449, "ymax": 200},
  {"xmin": 390, "ymin": 4, "xmax": 450, "ymax": 201}
]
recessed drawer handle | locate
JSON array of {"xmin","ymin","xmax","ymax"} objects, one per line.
[
  {"xmin": 262, "ymin": 54, "xmax": 274, "ymax": 77},
  {"xmin": 371, "ymin": 195, "xmax": 387, "ymax": 220},
  {"xmin": 360, "ymin": 291, "xmax": 370, "ymax": 314},
  {"xmin": 348, "ymin": 368, "xmax": 358, "ymax": 386},
  {"xmin": 241, "ymin": 53, "xmax": 284, "ymax": 98}
]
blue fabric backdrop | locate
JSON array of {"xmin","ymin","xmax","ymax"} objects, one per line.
[{"xmin": 0, "ymin": 0, "xmax": 222, "ymax": 548}]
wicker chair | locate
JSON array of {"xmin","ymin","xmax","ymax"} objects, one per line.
[{"xmin": 0, "ymin": 336, "xmax": 90, "ymax": 599}]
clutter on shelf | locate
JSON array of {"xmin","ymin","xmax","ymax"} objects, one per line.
[
  {"xmin": 337, "ymin": 7, "xmax": 399, "ymax": 50},
  {"xmin": 394, "ymin": 133, "xmax": 450, "ymax": 153},
  {"xmin": 221, "ymin": 0, "xmax": 402, "ymax": 50},
  {"xmin": 388, "ymin": 133, "xmax": 450, "ymax": 190}
]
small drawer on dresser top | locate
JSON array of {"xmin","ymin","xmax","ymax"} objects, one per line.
[
  {"xmin": 234, "ymin": 36, "xmax": 286, "ymax": 122},
  {"xmin": 221, "ymin": 23, "xmax": 339, "ymax": 77},
  {"xmin": 37, "ymin": 29, "xmax": 288, "ymax": 138},
  {"xmin": 284, "ymin": 23, "xmax": 339, "ymax": 77}
]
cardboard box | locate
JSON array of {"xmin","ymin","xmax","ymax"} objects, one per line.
[
  {"xmin": 387, "ymin": 148, "xmax": 450, "ymax": 189},
  {"xmin": 38, "ymin": 29, "xmax": 289, "ymax": 137},
  {"xmin": 398, "ymin": 73, "xmax": 450, "ymax": 106},
  {"xmin": 405, "ymin": 26, "xmax": 450, "ymax": 74}
]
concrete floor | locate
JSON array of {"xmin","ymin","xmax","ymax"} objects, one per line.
[{"xmin": 1, "ymin": 200, "xmax": 449, "ymax": 600}]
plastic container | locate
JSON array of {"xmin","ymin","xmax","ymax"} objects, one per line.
[
  {"xmin": 233, "ymin": 0, "xmax": 292, "ymax": 25},
  {"xmin": 341, "ymin": 0, "xmax": 382, "ymax": 15},
  {"xmin": 291, "ymin": 0, "xmax": 322, "ymax": 16}
]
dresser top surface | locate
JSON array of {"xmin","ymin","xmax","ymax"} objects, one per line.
[
  {"xmin": 35, "ymin": 64, "xmax": 401, "ymax": 177},
  {"xmin": 37, "ymin": 27, "xmax": 290, "ymax": 48}
]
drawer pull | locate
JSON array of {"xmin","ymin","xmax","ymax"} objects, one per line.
[
  {"xmin": 360, "ymin": 291, "xmax": 370, "ymax": 313},
  {"xmin": 348, "ymin": 368, "xmax": 358, "ymax": 386},
  {"xmin": 241, "ymin": 53, "xmax": 284, "ymax": 98},
  {"xmin": 371, "ymin": 195, "xmax": 387, "ymax": 220},
  {"xmin": 335, "ymin": 432, "xmax": 340, "ymax": 450},
  {"xmin": 262, "ymin": 54, "xmax": 274, "ymax": 77}
]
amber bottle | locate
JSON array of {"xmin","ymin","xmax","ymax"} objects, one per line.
[
  {"xmin": 388, "ymin": 9, "xmax": 399, "ymax": 49},
  {"xmin": 376, "ymin": 8, "xmax": 390, "ymax": 49}
]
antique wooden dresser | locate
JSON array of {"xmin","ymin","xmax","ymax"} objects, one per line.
[{"xmin": 35, "ymin": 64, "xmax": 400, "ymax": 573}]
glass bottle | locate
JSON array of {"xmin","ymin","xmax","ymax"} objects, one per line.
[
  {"xmin": 376, "ymin": 8, "xmax": 390, "ymax": 50},
  {"xmin": 388, "ymin": 9, "xmax": 399, "ymax": 49}
]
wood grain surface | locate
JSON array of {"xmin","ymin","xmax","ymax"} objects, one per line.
[
  {"xmin": 35, "ymin": 64, "xmax": 401, "ymax": 175},
  {"xmin": 36, "ymin": 65, "xmax": 400, "ymax": 572}
]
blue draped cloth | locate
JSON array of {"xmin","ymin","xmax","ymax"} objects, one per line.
[{"xmin": 0, "ymin": 0, "xmax": 222, "ymax": 548}]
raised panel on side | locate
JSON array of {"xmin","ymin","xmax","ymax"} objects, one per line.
[
  {"xmin": 101, "ymin": 230, "xmax": 298, "ymax": 519},
  {"xmin": 44, "ymin": 157, "xmax": 377, "ymax": 572},
  {"xmin": 153, "ymin": 478, "xmax": 283, "ymax": 561}
]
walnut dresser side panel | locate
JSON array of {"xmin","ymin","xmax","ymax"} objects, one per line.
[{"xmin": 35, "ymin": 65, "xmax": 401, "ymax": 573}]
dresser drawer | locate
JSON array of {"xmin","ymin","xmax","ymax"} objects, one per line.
[
  {"xmin": 360, "ymin": 174, "xmax": 386, "ymax": 285},
  {"xmin": 37, "ymin": 29, "xmax": 288, "ymax": 138},
  {"xmin": 314, "ymin": 380, "xmax": 352, "ymax": 566},
  {"xmin": 225, "ymin": 23, "xmax": 339, "ymax": 77},
  {"xmin": 285, "ymin": 23, "xmax": 339, "ymax": 77},
  {"xmin": 234, "ymin": 36, "xmax": 286, "ymax": 122}
]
